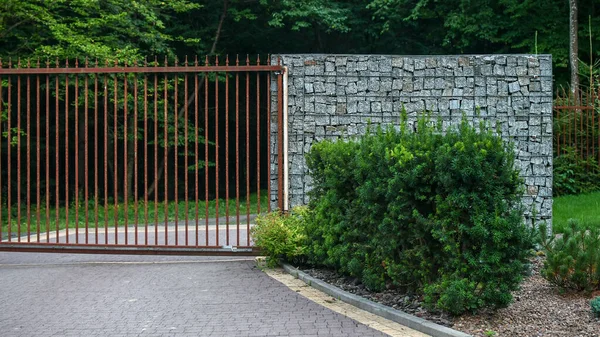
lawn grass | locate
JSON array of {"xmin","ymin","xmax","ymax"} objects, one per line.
[
  {"xmin": 1, "ymin": 191, "xmax": 269, "ymax": 237},
  {"xmin": 553, "ymin": 191, "xmax": 600, "ymax": 233}
]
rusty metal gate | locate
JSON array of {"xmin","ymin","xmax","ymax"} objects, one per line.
[
  {"xmin": 0, "ymin": 56, "xmax": 284, "ymax": 255},
  {"xmin": 554, "ymin": 87, "xmax": 600, "ymax": 164}
]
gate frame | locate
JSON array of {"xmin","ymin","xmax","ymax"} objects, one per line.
[{"xmin": 0, "ymin": 57, "xmax": 285, "ymax": 255}]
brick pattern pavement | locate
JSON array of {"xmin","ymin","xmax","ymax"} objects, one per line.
[{"xmin": 0, "ymin": 254, "xmax": 389, "ymax": 337}]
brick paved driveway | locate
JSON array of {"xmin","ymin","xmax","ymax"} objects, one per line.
[{"xmin": 0, "ymin": 253, "xmax": 389, "ymax": 337}]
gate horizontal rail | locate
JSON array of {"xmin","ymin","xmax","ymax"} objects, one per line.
[
  {"xmin": 0, "ymin": 244, "xmax": 256, "ymax": 256},
  {"xmin": 0, "ymin": 55, "xmax": 283, "ymax": 254},
  {"xmin": 0, "ymin": 65, "xmax": 282, "ymax": 74}
]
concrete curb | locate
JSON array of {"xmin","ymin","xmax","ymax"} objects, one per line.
[{"xmin": 281, "ymin": 263, "xmax": 472, "ymax": 337}]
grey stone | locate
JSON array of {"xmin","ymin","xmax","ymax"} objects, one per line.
[
  {"xmin": 346, "ymin": 82, "xmax": 358, "ymax": 95},
  {"xmin": 415, "ymin": 59, "xmax": 426, "ymax": 70},
  {"xmin": 516, "ymin": 66, "xmax": 527, "ymax": 76},
  {"xmin": 305, "ymin": 82, "xmax": 314, "ymax": 93},
  {"xmin": 509, "ymin": 81, "xmax": 521, "ymax": 94},
  {"xmin": 493, "ymin": 64, "xmax": 505, "ymax": 76},
  {"xmin": 455, "ymin": 77, "xmax": 467, "ymax": 88},
  {"xmin": 368, "ymin": 77, "xmax": 380, "ymax": 91}
]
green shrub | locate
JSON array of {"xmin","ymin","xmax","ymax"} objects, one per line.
[
  {"xmin": 538, "ymin": 220, "xmax": 600, "ymax": 291},
  {"xmin": 553, "ymin": 147, "xmax": 600, "ymax": 196},
  {"xmin": 251, "ymin": 206, "xmax": 310, "ymax": 267},
  {"xmin": 591, "ymin": 296, "xmax": 600, "ymax": 318},
  {"xmin": 424, "ymin": 277, "xmax": 482, "ymax": 315},
  {"xmin": 305, "ymin": 113, "xmax": 534, "ymax": 314}
]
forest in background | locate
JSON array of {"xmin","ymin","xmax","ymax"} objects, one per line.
[{"xmin": 0, "ymin": 0, "xmax": 598, "ymax": 87}]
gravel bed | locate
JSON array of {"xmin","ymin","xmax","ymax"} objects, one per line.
[{"xmin": 299, "ymin": 257, "xmax": 600, "ymax": 337}]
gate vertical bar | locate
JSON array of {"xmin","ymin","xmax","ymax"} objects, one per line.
[
  {"xmin": 123, "ymin": 64, "xmax": 128, "ymax": 245},
  {"xmin": 154, "ymin": 64, "xmax": 159, "ymax": 245},
  {"xmin": 94, "ymin": 60, "xmax": 99, "ymax": 244},
  {"xmin": 225, "ymin": 56, "xmax": 229, "ymax": 246},
  {"xmin": 55, "ymin": 61, "xmax": 60, "ymax": 241},
  {"xmin": 184, "ymin": 59, "xmax": 189, "ymax": 246},
  {"xmin": 46, "ymin": 62, "xmax": 50, "ymax": 242},
  {"xmin": 204, "ymin": 56, "xmax": 209, "ymax": 246},
  {"xmin": 569, "ymin": 88, "xmax": 572, "ymax": 151},
  {"xmin": 84, "ymin": 59, "xmax": 89, "ymax": 244},
  {"xmin": 587, "ymin": 102, "xmax": 590, "ymax": 161},
  {"xmin": 183, "ymin": 56, "xmax": 189, "ymax": 246},
  {"xmin": 64, "ymin": 59, "xmax": 69, "ymax": 243},
  {"xmin": 103, "ymin": 67, "xmax": 109, "ymax": 244},
  {"xmin": 7, "ymin": 62, "xmax": 11, "ymax": 241},
  {"xmin": 576, "ymin": 89, "xmax": 580, "ymax": 159},
  {"xmin": 256, "ymin": 57, "xmax": 261, "ymax": 218},
  {"xmin": 164, "ymin": 61, "xmax": 169, "ymax": 245},
  {"xmin": 134, "ymin": 68, "xmax": 139, "ymax": 245},
  {"xmin": 35, "ymin": 61, "xmax": 41, "ymax": 242},
  {"xmin": 174, "ymin": 60, "xmax": 179, "ymax": 246},
  {"xmin": 597, "ymin": 88, "xmax": 600, "ymax": 167},
  {"xmin": 143, "ymin": 64, "xmax": 149, "ymax": 245},
  {"xmin": 563, "ymin": 88, "xmax": 567, "ymax": 154},
  {"xmin": 74, "ymin": 60, "xmax": 79, "ymax": 243},
  {"xmin": 17, "ymin": 60, "xmax": 21, "ymax": 241},
  {"xmin": 236, "ymin": 56, "xmax": 240, "ymax": 245},
  {"xmin": 215, "ymin": 56, "xmax": 220, "ymax": 247},
  {"xmin": 114, "ymin": 62, "xmax": 119, "ymax": 244},
  {"xmin": 556, "ymin": 105, "xmax": 560, "ymax": 156},
  {"xmin": 246, "ymin": 56, "xmax": 250, "ymax": 246},
  {"xmin": 194, "ymin": 58, "xmax": 199, "ymax": 247},
  {"xmin": 588, "ymin": 98, "xmax": 600, "ymax": 165},
  {"xmin": 26, "ymin": 60, "xmax": 31, "ymax": 242},
  {"xmin": 575, "ymin": 90, "xmax": 585, "ymax": 159}
]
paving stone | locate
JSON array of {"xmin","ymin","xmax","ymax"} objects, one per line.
[{"xmin": 0, "ymin": 253, "xmax": 390, "ymax": 337}]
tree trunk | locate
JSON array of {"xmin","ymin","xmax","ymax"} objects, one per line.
[{"xmin": 569, "ymin": 0, "xmax": 579, "ymax": 97}]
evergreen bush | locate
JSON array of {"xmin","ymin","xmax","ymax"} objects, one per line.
[
  {"xmin": 305, "ymin": 113, "xmax": 534, "ymax": 314},
  {"xmin": 538, "ymin": 220, "xmax": 600, "ymax": 291},
  {"xmin": 591, "ymin": 296, "xmax": 600, "ymax": 318}
]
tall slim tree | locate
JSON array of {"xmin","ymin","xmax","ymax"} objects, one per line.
[{"xmin": 570, "ymin": 0, "xmax": 579, "ymax": 95}]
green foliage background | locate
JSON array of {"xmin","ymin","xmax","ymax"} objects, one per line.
[{"xmin": 1, "ymin": 0, "xmax": 598, "ymax": 85}]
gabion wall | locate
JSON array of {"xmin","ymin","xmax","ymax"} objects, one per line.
[{"xmin": 271, "ymin": 54, "xmax": 553, "ymax": 226}]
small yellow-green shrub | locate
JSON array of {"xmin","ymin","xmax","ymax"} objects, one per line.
[{"xmin": 251, "ymin": 206, "xmax": 310, "ymax": 267}]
